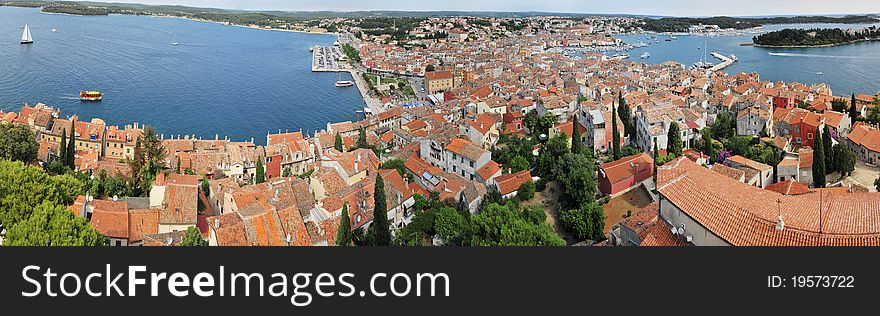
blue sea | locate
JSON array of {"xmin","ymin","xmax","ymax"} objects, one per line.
[
  {"xmin": 0, "ymin": 7, "xmax": 364, "ymax": 144},
  {"xmin": 615, "ymin": 23, "xmax": 880, "ymax": 95}
]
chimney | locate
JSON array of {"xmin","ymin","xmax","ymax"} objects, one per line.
[
  {"xmin": 775, "ymin": 215, "xmax": 785, "ymax": 231},
  {"xmin": 215, "ymin": 133, "xmax": 219, "ymax": 141}
]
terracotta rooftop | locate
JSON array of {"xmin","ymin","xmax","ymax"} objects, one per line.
[{"xmin": 658, "ymin": 157, "xmax": 880, "ymax": 246}]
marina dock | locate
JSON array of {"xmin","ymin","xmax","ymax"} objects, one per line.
[
  {"xmin": 311, "ymin": 45, "xmax": 347, "ymax": 72},
  {"xmin": 708, "ymin": 52, "xmax": 737, "ymax": 72}
]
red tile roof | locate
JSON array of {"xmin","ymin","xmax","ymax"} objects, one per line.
[
  {"xmin": 600, "ymin": 153, "xmax": 653, "ymax": 185},
  {"xmin": 658, "ymin": 157, "xmax": 880, "ymax": 246},
  {"xmin": 494, "ymin": 170, "xmax": 532, "ymax": 196},
  {"xmin": 766, "ymin": 180, "xmax": 811, "ymax": 196}
]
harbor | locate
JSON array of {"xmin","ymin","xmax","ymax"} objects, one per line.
[
  {"xmin": 311, "ymin": 45, "xmax": 346, "ymax": 72},
  {"xmin": 310, "ymin": 43, "xmax": 386, "ymax": 115}
]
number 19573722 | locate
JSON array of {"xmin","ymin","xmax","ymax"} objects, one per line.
[{"xmin": 768, "ymin": 275, "xmax": 855, "ymax": 288}]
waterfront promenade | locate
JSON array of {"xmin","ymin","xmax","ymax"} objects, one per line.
[{"xmin": 310, "ymin": 44, "xmax": 386, "ymax": 115}]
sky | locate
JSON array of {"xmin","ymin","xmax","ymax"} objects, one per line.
[{"xmin": 91, "ymin": 0, "xmax": 880, "ymax": 16}]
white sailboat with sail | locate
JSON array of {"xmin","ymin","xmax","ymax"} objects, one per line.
[
  {"xmin": 170, "ymin": 32, "xmax": 179, "ymax": 46},
  {"xmin": 21, "ymin": 23, "xmax": 33, "ymax": 44}
]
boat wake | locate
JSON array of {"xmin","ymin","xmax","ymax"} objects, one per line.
[{"xmin": 768, "ymin": 52, "xmax": 878, "ymax": 59}]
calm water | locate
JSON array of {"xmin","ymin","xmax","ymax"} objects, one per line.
[
  {"xmin": 616, "ymin": 23, "xmax": 880, "ymax": 95},
  {"xmin": 0, "ymin": 7, "xmax": 364, "ymax": 144}
]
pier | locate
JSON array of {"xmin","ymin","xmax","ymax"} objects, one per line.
[{"xmin": 708, "ymin": 52, "xmax": 737, "ymax": 72}]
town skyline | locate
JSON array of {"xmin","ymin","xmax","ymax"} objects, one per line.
[{"xmin": 76, "ymin": 0, "xmax": 880, "ymax": 17}]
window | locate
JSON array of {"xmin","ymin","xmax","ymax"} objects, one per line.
[{"xmin": 469, "ymin": 161, "xmax": 475, "ymax": 168}]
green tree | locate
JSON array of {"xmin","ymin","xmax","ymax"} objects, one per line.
[
  {"xmin": 380, "ymin": 159, "xmax": 407, "ymax": 177},
  {"xmin": 357, "ymin": 127, "xmax": 368, "ymax": 149},
  {"xmin": 823, "ymin": 125, "xmax": 833, "ymax": 174},
  {"xmin": 812, "ymin": 126, "xmax": 826, "ymax": 188},
  {"xmin": 0, "ymin": 123, "xmax": 39, "ymax": 163},
  {"xmin": 4, "ymin": 203, "xmax": 107, "ymax": 246},
  {"xmin": 255, "ymin": 159, "xmax": 265, "ymax": 184},
  {"xmin": 434, "ymin": 205, "xmax": 469, "ymax": 245},
  {"xmin": 127, "ymin": 126, "xmax": 166, "ymax": 197},
  {"xmin": 517, "ymin": 181, "xmax": 536, "ymax": 201},
  {"xmin": 667, "ymin": 122, "xmax": 682, "ymax": 157},
  {"xmin": 618, "ymin": 91, "xmax": 635, "ymax": 138},
  {"xmin": 59, "ymin": 128, "xmax": 68, "ymax": 164},
  {"xmin": 560, "ymin": 202, "xmax": 605, "ymax": 241},
  {"xmin": 526, "ymin": 112, "xmax": 557, "ymax": 139},
  {"xmin": 553, "ymin": 152, "xmax": 597, "ymax": 208},
  {"xmin": 0, "ymin": 160, "xmax": 84, "ymax": 229},
  {"xmin": 832, "ymin": 144, "xmax": 856, "ymax": 177},
  {"xmin": 831, "ymin": 99, "xmax": 847, "ymax": 112},
  {"xmin": 507, "ymin": 155, "xmax": 530, "ymax": 173},
  {"xmin": 366, "ymin": 174, "xmax": 391, "ymax": 246},
  {"xmin": 336, "ymin": 203, "xmax": 352, "ymax": 246},
  {"xmin": 537, "ymin": 134, "xmax": 570, "ymax": 178},
  {"xmin": 179, "ymin": 226, "xmax": 208, "ymax": 246},
  {"xmin": 571, "ymin": 113, "xmax": 583, "ymax": 154},
  {"xmin": 850, "ymin": 93, "xmax": 859, "ymax": 121},
  {"xmin": 469, "ymin": 203, "xmax": 564, "ymax": 246},
  {"xmin": 612, "ymin": 103, "xmax": 621, "ymax": 160},
  {"xmin": 425, "ymin": 64, "xmax": 435, "ymax": 72},
  {"xmin": 701, "ymin": 128, "xmax": 714, "ymax": 164},
  {"xmin": 653, "ymin": 142, "xmax": 659, "ymax": 184},
  {"xmin": 712, "ymin": 113, "xmax": 734, "ymax": 140},
  {"xmin": 334, "ymin": 132, "xmax": 344, "ymax": 152},
  {"xmin": 66, "ymin": 120, "xmax": 76, "ymax": 168}
]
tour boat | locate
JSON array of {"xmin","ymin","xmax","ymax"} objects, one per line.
[
  {"xmin": 21, "ymin": 23, "xmax": 33, "ymax": 44},
  {"xmin": 335, "ymin": 72, "xmax": 353, "ymax": 87},
  {"xmin": 79, "ymin": 91, "xmax": 103, "ymax": 101}
]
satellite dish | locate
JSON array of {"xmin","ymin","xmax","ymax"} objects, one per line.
[{"xmin": 677, "ymin": 227, "xmax": 685, "ymax": 235}]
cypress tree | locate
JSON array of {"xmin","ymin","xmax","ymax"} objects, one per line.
[
  {"xmin": 357, "ymin": 127, "xmax": 368, "ymax": 149},
  {"xmin": 255, "ymin": 159, "xmax": 265, "ymax": 184},
  {"xmin": 850, "ymin": 93, "xmax": 859, "ymax": 120},
  {"xmin": 571, "ymin": 113, "xmax": 582, "ymax": 154},
  {"xmin": 667, "ymin": 121, "xmax": 682, "ymax": 157},
  {"xmin": 812, "ymin": 126, "xmax": 826, "ymax": 188},
  {"xmin": 822, "ymin": 125, "xmax": 833, "ymax": 175},
  {"xmin": 59, "ymin": 129, "xmax": 67, "ymax": 163},
  {"xmin": 618, "ymin": 91, "xmax": 633, "ymax": 138},
  {"xmin": 334, "ymin": 132, "xmax": 344, "ymax": 152},
  {"xmin": 336, "ymin": 203, "xmax": 352, "ymax": 246},
  {"xmin": 367, "ymin": 174, "xmax": 391, "ymax": 246},
  {"xmin": 612, "ymin": 103, "xmax": 621, "ymax": 160},
  {"xmin": 66, "ymin": 120, "xmax": 76, "ymax": 168},
  {"xmin": 653, "ymin": 142, "xmax": 659, "ymax": 184}
]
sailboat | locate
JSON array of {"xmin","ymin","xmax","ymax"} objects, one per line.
[
  {"xmin": 21, "ymin": 23, "xmax": 33, "ymax": 44},
  {"xmin": 170, "ymin": 32, "xmax": 179, "ymax": 46}
]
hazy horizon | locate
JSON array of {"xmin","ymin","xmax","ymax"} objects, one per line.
[{"xmin": 74, "ymin": 0, "xmax": 880, "ymax": 17}]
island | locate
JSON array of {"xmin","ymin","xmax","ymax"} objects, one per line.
[{"xmin": 752, "ymin": 26, "xmax": 880, "ymax": 47}]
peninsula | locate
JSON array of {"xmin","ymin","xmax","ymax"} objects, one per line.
[{"xmin": 752, "ymin": 26, "xmax": 880, "ymax": 47}]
